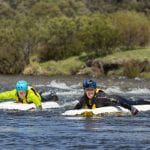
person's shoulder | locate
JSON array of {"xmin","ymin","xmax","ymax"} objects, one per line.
[
  {"xmin": 79, "ymin": 95, "xmax": 87, "ymax": 101},
  {"xmin": 9, "ymin": 89, "xmax": 17, "ymax": 93},
  {"xmin": 96, "ymin": 88, "xmax": 104, "ymax": 93},
  {"xmin": 28, "ymin": 86, "xmax": 37, "ymax": 92},
  {"xmin": 27, "ymin": 88, "xmax": 34, "ymax": 94},
  {"xmin": 80, "ymin": 95, "xmax": 85, "ymax": 99},
  {"xmin": 95, "ymin": 88, "xmax": 107, "ymax": 97}
]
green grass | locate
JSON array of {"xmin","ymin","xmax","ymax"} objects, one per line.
[
  {"xmin": 24, "ymin": 48, "xmax": 150, "ymax": 77},
  {"xmin": 140, "ymin": 72, "xmax": 150, "ymax": 79},
  {"xmin": 39, "ymin": 56, "xmax": 84, "ymax": 75},
  {"xmin": 99, "ymin": 48, "xmax": 150, "ymax": 63}
]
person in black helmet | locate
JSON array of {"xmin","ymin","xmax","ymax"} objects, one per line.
[{"xmin": 74, "ymin": 79, "xmax": 150, "ymax": 115}]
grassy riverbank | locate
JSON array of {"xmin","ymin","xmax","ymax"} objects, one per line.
[
  {"xmin": 99, "ymin": 48, "xmax": 150, "ymax": 79},
  {"xmin": 23, "ymin": 56, "xmax": 84, "ymax": 76},
  {"xmin": 100, "ymin": 48, "xmax": 150, "ymax": 62},
  {"xmin": 24, "ymin": 48, "xmax": 150, "ymax": 78}
]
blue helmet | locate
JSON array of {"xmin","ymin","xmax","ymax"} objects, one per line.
[
  {"xmin": 83, "ymin": 79, "xmax": 96, "ymax": 89},
  {"xmin": 16, "ymin": 80, "xmax": 28, "ymax": 91}
]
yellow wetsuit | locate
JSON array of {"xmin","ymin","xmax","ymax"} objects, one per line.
[{"xmin": 0, "ymin": 87, "xmax": 42, "ymax": 108}]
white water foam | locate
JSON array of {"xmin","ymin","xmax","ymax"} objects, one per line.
[
  {"xmin": 103, "ymin": 86, "xmax": 150, "ymax": 96},
  {"xmin": 34, "ymin": 81, "xmax": 150, "ymax": 98},
  {"xmin": 57, "ymin": 90, "xmax": 83, "ymax": 96},
  {"xmin": 127, "ymin": 88, "xmax": 150, "ymax": 94},
  {"xmin": 49, "ymin": 80, "xmax": 70, "ymax": 89},
  {"xmin": 60, "ymin": 100, "xmax": 79, "ymax": 108},
  {"xmin": 105, "ymin": 86, "xmax": 124, "ymax": 94},
  {"xmin": 70, "ymin": 82, "xmax": 82, "ymax": 89}
]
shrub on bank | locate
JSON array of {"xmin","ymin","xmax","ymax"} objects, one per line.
[
  {"xmin": 112, "ymin": 11, "xmax": 150, "ymax": 50},
  {"xmin": 23, "ymin": 56, "xmax": 84, "ymax": 76},
  {"xmin": 0, "ymin": 23, "xmax": 26, "ymax": 73},
  {"xmin": 35, "ymin": 11, "xmax": 150, "ymax": 61},
  {"xmin": 123, "ymin": 59, "xmax": 141, "ymax": 78}
]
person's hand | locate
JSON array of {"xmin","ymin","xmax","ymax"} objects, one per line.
[
  {"xmin": 28, "ymin": 107, "xmax": 36, "ymax": 111},
  {"xmin": 131, "ymin": 106, "xmax": 139, "ymax": 115},
  {"xmin": 28, "ymin": 107, "xmax": 42, "ymax": 111}
]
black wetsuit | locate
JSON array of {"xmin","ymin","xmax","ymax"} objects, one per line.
[
  {"xmin": 40, "ymin": 91, "xmax": 58, "ymax": 102},
  {"xmin": 74, "ymin": 89, "xmax": 150, "ymax": 111}
]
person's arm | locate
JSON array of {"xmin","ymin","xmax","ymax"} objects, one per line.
[
  {"xmin": 74, "ymin": 101, "xmax": 82, "ymax": 109},
  {"xmin": 27, "ymin": 90, "xmax": 42, "ymax": 109},
  {"xmin": 0, "ymin": 89, "xmax": 16, "ymax": 101},
  {"xmin": 96, "ymin": 91, "xmax": 118, "ymax": 107},
  {"xmin": 74, "ymin": 97, "xmax": 85, "ymax": 109},
  {"xmin": 108, "ymin": 95, "xmax": 139, "ymax": 115},
  {"xmin": 96, "ymin": 90, "xmax": 108, "ymax": 97}
]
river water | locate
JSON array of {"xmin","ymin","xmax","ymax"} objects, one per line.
[{"xmin": 0, "ymin": 75, "xmax": 150, "ymax": 150}]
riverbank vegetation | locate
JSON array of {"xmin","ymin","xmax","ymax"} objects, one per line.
[
  {"xmin": 24, "ymin": 48, "xmax": 150, "ymax": 79},
  {"xmin": 23, "ymin": 56, "xmax": 84, "ymax": 76},
  {"xmin": 0, "ymin": 0, "xmax": 150, "ymax": 78}
]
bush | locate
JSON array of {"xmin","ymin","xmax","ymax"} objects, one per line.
[
  {"xmin": 35, "ymin": 11, "xmax": 150, "ymax": 61},
  {"xmin": 79, "ymin": 14, "xmax": 119, "ymax": 57},
  {"xmin": 0, "ymin": 48, "xmax": 25, "ymax": 74},
  {"xmin": 36, "ymin": 17, "xmax": 85, "ymax": 61},
  {"xmin": 123, "ymin": 59, "xmax": 141, "ymax": 78},
  {"xmin": 0, "ymin": 18, "xmax": 35, "ymax": 73},
  {"xmin": 112, "ymin": 11, "xmax": 150, "ymax": 49}
]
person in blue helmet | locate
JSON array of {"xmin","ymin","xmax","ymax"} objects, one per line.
[
  {"xmin": 74, "ymin": 79, "xmax": 150, "ymax": 115},
  {"xmin": 0, "ymin": 80, "xmax": 58, "ymax": 110},
  {"xmin": 0, "ymin": 80, "xmax": 42, "ymax": 109}
]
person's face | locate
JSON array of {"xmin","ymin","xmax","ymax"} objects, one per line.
[
  {"xmin": 85, "ymin": 88, "xmax": 95, "ymax": 99},
  {"xmin": 18, "ymin": 91, "xmax": 27, "ymax": 99}
]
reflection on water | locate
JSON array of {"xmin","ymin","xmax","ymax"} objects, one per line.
[
  {"xmin": 82, "ymin": 118, "xmax": 102, "ymax": 131},
  {"xmin": 0, "ymin": 126, "xmax": 17, "ymax": 132}
]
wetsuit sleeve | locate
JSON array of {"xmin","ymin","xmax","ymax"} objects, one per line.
[
  {"xmin": 74, "ymin": 97, "xmax": 84, "ymax": 109},
  {"xmin": 27, "ymin": 90, "xmax": 42, "ymax": 109},
  {"xmin": 97, "ymin": 90, "xmax": 107, "ymax": 97},
  {"xmin": 0, "ymin": 89, "xmax": 16, "ymax": 100},
  {"xmin": 95, "ymin": 91, "xmax": 117, "ymax": 107},
  {"xmin": 109, "ymin": 95, "xmax": 132, "ymax": 110}
]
